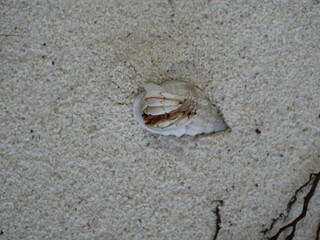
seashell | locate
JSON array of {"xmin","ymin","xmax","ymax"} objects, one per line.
[{"xmin": 133, "ymin": 81, "xmax": 228, "ymax": 137}]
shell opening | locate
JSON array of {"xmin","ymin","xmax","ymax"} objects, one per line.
[{"xmin": 142, "ymin": 97, "xmax": 198, "ymax": 129}]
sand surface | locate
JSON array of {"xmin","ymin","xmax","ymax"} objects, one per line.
[{"xmin": 1, "ymin": 1, "xmax": 320, "ymax": 239}]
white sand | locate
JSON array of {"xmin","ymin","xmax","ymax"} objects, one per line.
[{"xmin": 1, "ymin": 1, "xmax": 320, "ymax": 239}]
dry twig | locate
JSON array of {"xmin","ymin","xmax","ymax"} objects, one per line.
[
  {"xmin": 211, "ymin": 200, "xmax": 224, "ymax": 240},
  {"xmin": 262, "ymin": 172, "xmax": 320, "ymax": 240}
]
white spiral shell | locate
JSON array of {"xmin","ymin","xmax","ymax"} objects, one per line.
[{"xmin": 133, "ymin": 81, "xmax": 228, "ymax": 137}]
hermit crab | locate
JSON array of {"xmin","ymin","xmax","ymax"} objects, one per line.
[{"xmin": 133, "ymin": 81, "xmax": 228, "ymax": 137}]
